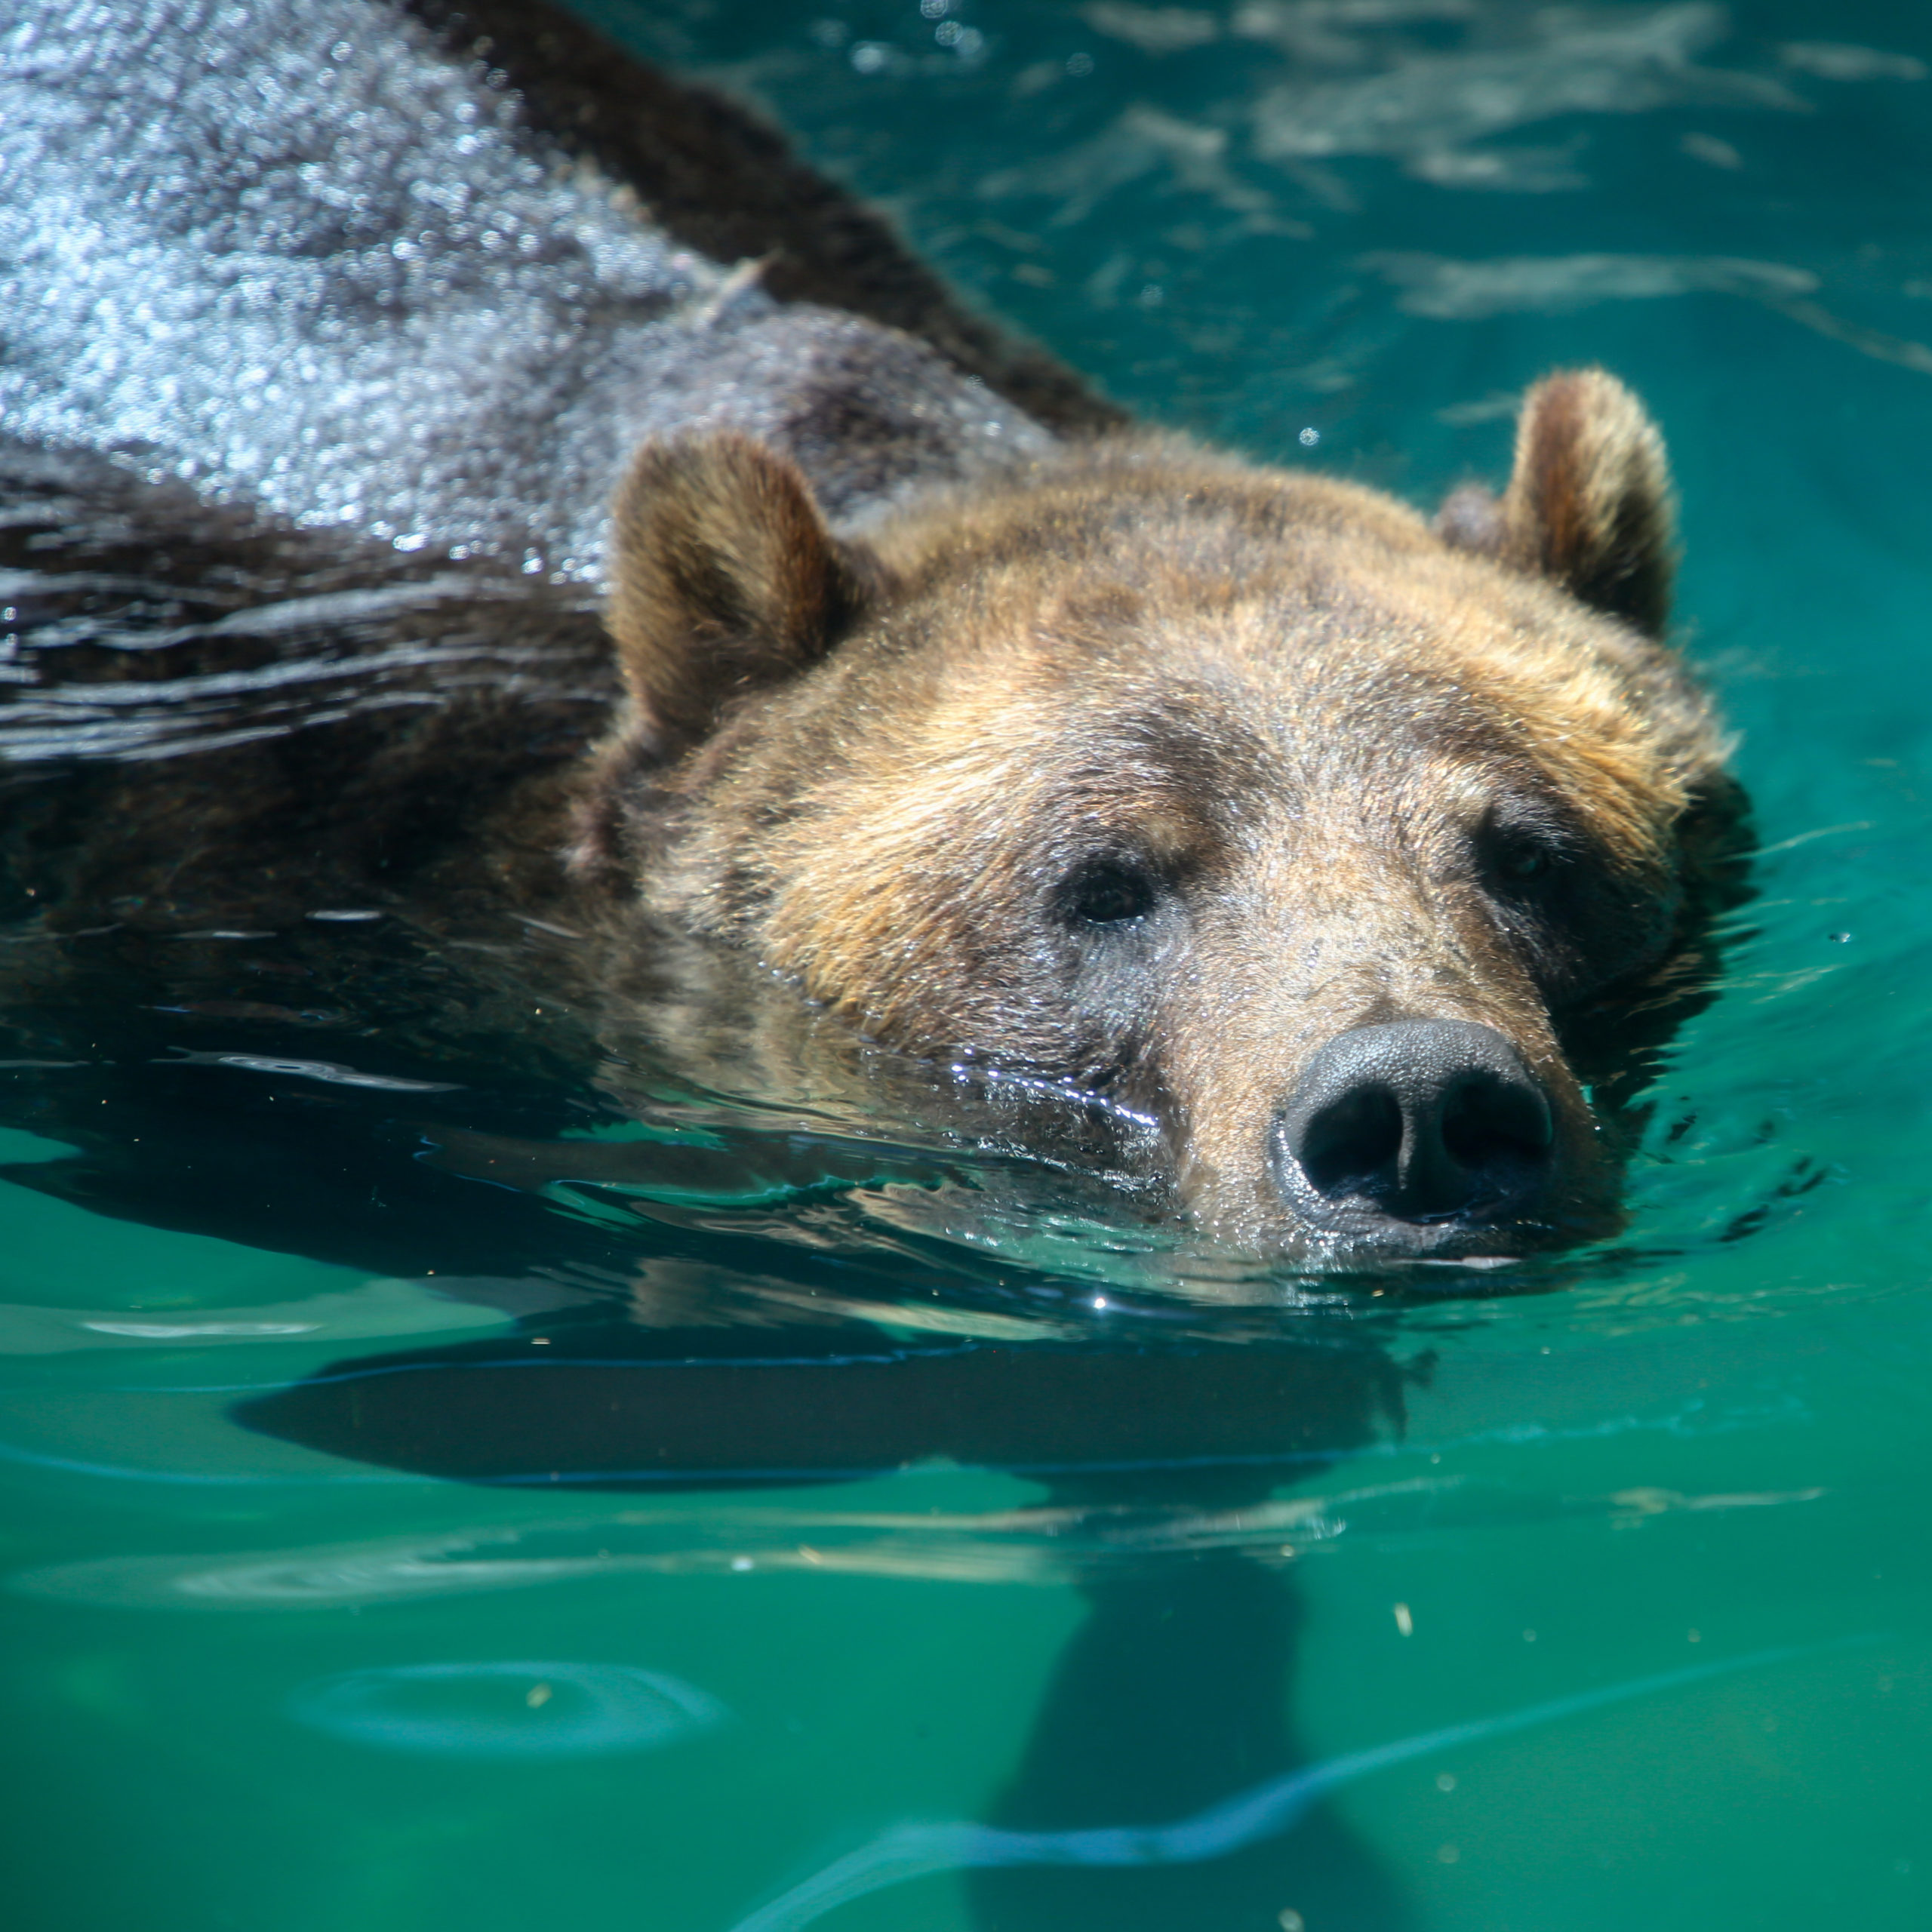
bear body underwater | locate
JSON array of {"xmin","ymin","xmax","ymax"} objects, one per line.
[{"xmin": 0, "ymin": 0, "xmax": 1739, "ymax": 1269}]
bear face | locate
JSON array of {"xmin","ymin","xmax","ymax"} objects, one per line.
[{"xmin": 574, "ymin": 370, "xmax": 1740, "ymax": 1266}]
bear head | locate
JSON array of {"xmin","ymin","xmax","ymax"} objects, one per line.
[{"xmin": 572, "ymin": 370, "xmax": 1740, "ymax": 1266}]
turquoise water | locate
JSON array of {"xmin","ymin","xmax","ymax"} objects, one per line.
[{"xmin": 8, "ymin": 2, "xmax": 1932, "ymax": 1926}]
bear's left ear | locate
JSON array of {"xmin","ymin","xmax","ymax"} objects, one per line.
[
  {"xmin": 1437, "ymin": 368, "xmax": 1677, "ymax": 636},
  {"xmin": 606, "ymin": 433, "xmax": 884, "ymax": 748}
]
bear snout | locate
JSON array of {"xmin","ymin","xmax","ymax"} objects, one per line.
[{"xmin": 1269, "ymin": 1020, "xmax": 1559, "ymax": 1252}]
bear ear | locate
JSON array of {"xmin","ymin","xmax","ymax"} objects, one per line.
[
  {"xmin": 605, "ymin": 433, "xmax": 883, "ymax": 746},
  {"xmin": 1438, "ymin": 368, "xmax": 1677, "ymax": 636}
]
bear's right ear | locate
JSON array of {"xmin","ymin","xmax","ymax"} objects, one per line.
[
  {"xmin": 605, "ymin": 434, "xmax": 884, "ymax": 746},
  {"xmin": 1438, "ymin": 368, "xmax": 1677, "ymax": 636}
]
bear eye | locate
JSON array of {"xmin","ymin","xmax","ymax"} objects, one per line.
[
  {"xmin": 1060, "ymin": 857, "xmax": 1158, "ymax": 927},
  {"xmin": 1483, "ymin": 821, "xmax": 1567, "ymax": 894}
]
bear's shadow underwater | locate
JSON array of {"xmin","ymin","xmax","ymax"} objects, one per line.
[{"xmin": 0, "ymin": 2, "xmax": 1757, "ymax": 1927}]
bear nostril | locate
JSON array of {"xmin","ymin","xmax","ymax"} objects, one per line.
[
  {"xmin": 1439, "ymin": 1069, "xmax": 1553, "ymax": 1173},
  {"xmin": 1297, "ymin": 1084, "xmax": 1404, "ymax": 1200},
  {"xmin": 1431, "ymin": 1068, "xmax": 1553, "ymax": 1218},
  {"xmin": 1273, "ymin": 1020, "xmax": 1557, "ymax": 1238}
]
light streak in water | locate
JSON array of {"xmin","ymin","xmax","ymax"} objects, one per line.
[{"xmin": 727, "ymin": 1638, "xmax": 1877, "ymax": 1932}]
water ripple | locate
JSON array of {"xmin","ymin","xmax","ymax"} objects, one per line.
[{"xmin": 288, "ymin": 1659, "xmax": 726, "ymax": 1760}]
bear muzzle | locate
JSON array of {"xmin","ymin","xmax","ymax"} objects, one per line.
[{"xmin": 1269, "ymin": 1019, "xmax": 1561, "ymax": 1256}]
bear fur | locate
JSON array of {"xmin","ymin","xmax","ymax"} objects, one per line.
[
  {"xmin": 0, "ymin": 1, "xmax": 1742, "ymax": 1275},
  {"xmin": 559, "ymin": 371, "xmax": 1735, "ymax": 1260}
]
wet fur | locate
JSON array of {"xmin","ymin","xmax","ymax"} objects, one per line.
[{"xmin": 572, "ymin": 374, "xmax": 1739, "ymax": 1257}]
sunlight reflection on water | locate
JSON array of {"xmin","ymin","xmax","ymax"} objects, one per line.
[{"xmin": 728, "ymin": 1638, "xmax": 1875, "ymax": 1932}]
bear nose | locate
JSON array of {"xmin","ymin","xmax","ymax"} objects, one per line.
[{"xmin": 1272, "ymin": 1020, "xmax": 1555, "ymax": 1235}]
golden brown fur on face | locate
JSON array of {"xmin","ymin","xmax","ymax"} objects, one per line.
[{"xmin": 574, "ymin": 370, "xmax": 1739, "ymax": 1262}]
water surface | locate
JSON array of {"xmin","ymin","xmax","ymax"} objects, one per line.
[{"xmin": 6, "ymin": 3, "xmax": 1932, "ymax": 1927}]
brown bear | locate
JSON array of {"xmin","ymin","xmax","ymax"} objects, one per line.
[
  {"xmin": 561, "ymin": 370, "xmax": 1736, "ymax": 1266},
  {"xmin": 0, "ymin": 0, "xmax": 1740, "ymax": 1281}
]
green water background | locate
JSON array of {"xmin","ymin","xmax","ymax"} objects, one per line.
[{"xmin": 8, "ymin": 2, "xmax": 1932, "ymax": 1926}]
